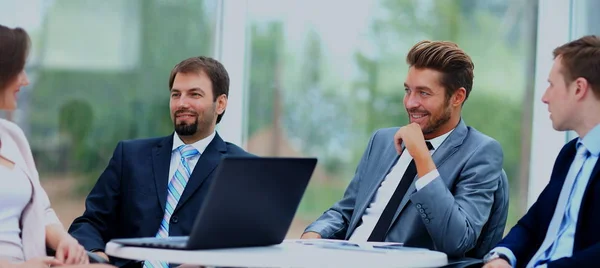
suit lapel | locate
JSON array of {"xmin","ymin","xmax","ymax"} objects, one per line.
[
  {"xmin": 174, "ymin": 133, "xmax": 227, "ymax": 213},
  {"xmin": 578, "ymin": 149, "xmax": 600, "ymax": 219},
  {"xmin": 555, "ymin": 141, "xmax": 577, "ymax": 193},
  {"xmin": 349, "ymin": 142, "xmax": 399, "ymax": 234},
  {"xmin": 0, "ymin": 130, "xmax": 33, "ymax": 180},
  {"xmin": 587, "ymin": 153, "xmax": 600, "ymax": 185},
  {"xmin": 390, "ymin": 120, "xmax": 467, "ymax": 226},
  {"xmin": 152, "ymin": 135, "xmax": 174, "ymax": 212}
]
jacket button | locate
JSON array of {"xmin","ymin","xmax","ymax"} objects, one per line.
[
  {"xmin": 419, "ymin": 208, "xmax": 425, "ymax": 213},
  {"xmin": 421, "ymin": 213, "xmax": 427, "ymax": 218},
  {"xmin": 425, "ymin": 219, "xmax": 430, "ymax": 224},
  {"xmin": 416, "ymin": 204, "xmax": 422, "ymax": 209},
  {"xmin": 171, "ymin": 216, "xmax": 179, "ymax": 224}
]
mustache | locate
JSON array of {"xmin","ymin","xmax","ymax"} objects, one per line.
[
  {"xmin": 174, "ymin": 110, "xmax": 198, "ymax": 117},
  {"xmin": 406, "ymin": 108, "xmax": 430, "ymax": 114}
]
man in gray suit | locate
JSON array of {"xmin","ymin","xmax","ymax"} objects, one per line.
[{"xmin": 302, "ymin": 40, "xmax": 508, "ymax": 258}]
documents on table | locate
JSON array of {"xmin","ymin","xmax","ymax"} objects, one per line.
[{"xmin": 287, "ymin": 239, "xmax": 432, "ymax": 253}]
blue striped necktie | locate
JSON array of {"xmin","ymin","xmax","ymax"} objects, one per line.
[
  {"xmin": 527, "ymin": 143, "xmax": 589, "ymax": 267},
  {"xmin": 144, "ymin": 145, "xmax": 199, "ymax": 268}
]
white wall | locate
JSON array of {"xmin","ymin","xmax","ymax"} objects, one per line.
[
  {"xmin": 527, "ymin": 0, "xmax": 571, "ymax": 206},
  {"xmin": 214, "ymin": 0, "xmax": 249, "ymax": 147}
]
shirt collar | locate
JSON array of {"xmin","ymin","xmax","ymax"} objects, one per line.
[
  {"xmin": 172, "ymin": 131, "xmax": 216, "ymax": 155},
  {"xmin": 427, "ymin": 128, "xmax": 455, "ymax": 151},
  {"xmin": 579, "ymin": 123, "xmax": 600, "ymax": 156}
]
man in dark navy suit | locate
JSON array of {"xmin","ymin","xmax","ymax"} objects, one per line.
[
  {"xmin": 483, "ymin": 36, "xmax": 600, "ymax": 268},
  {"xmin": 68, "ymin": 56, "xmax": 251, "ymax": 267}
]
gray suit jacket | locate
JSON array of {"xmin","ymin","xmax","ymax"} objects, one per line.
[{"xmin": 305, "ymin": 119, "xmax": 507, "ymax": 257}]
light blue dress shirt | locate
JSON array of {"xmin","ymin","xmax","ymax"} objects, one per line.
[{"xmin": 491, "ymin": 123, "xmax": 600, "ymax": 268}]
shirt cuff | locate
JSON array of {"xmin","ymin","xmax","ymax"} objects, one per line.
[
  {"xmin": 415, "ymin": 169, "xmax": 439, "ymax": 191},
  {"xmin": 490, "ymin": 247, "xmax": 517, "ymax": 267}
]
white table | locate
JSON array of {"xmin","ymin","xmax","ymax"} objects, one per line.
[{"xmin": 105, "ymin": 239, "xmax": 448, "ymax": 268}]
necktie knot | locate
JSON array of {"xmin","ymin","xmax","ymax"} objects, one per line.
[
  {"xmin": 178, "ymin": 145, "xmax": 199, "ymax": 159},
  {"xmin": 576, "ymin": 143, "xmax": 589, "ymax": 158},
  {"xmin": 426, "ymin": 141, "xmax": 434, "ymax": 151}
]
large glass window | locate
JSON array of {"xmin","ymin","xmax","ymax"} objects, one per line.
[
  {"xmin": 0, "ymin": 0, "xmax": 218, "ymax": 226},
  {"xmin": 564, "ymin": 0, "xmax": 600, "ymax": 141},
  {"xmin": 571, "ymin": 0, "xmax": 600, "ymax": 38},
  {"xmin": 245, "ymin": 0, "xmax": 538, "ymax": 236}
]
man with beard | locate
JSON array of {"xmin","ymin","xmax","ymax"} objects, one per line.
[
  {"xmin": 302, "ymin": 40, "xmax": 508, "ymax": 259},
  {"xmin": 68, "ymin": 56, "xmax": 251, "ymax": 267}
]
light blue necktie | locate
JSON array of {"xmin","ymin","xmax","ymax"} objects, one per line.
[
  {"xmin": 144, "ymin": 145, "xmax": 199, "ymax": 268},
  {"xmin": 527, "ymin": 143, "xmax": 589, "ymax": 268}
]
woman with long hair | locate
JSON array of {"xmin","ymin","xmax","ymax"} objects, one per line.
[{"xmin": 0, "ymin": 24, "xmax": 111, "ymax": 268}]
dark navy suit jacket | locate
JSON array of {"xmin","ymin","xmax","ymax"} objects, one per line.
[
  {"xmin": 68, "ymin": 132, "xmax": 251, "ymax": 267},
  {"xmin": 497, "ymin": 138, "xmax": 600, "ymax": 268}
]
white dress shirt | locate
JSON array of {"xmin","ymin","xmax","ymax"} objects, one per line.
[
  {"xmin": 168, "ymin": 132, "xmax": 216, "ymax": 181},
  {"xmin": 349, "ymin": 129, "xmax": 454, "ymax": 241}
]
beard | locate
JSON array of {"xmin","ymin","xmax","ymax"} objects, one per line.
[
  {"xmin": 408, "ymin": 99, "xmax": 452, "ymax": 135},
  {"xmin": 174, "ymin": 119, "xmax": 199, "ymax": 136},
  {"xmin": 172, "ymin": 103, "xmax": 217, "ymax": 137}
]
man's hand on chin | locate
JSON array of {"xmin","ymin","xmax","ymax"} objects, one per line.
[
  {"xmin": 394, "ymin": 123, "xmax": 428, "ymax": 158},
  {"xmin": 394, "ymin": 123, "xmax": 436, "ymax": 177}
]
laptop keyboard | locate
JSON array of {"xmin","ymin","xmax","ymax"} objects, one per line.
[{"xmin": 135, "ymin": 236, "xmax": 189, "ymax": 249}]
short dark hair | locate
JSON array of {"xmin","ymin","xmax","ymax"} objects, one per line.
[
  {"xmin": 169, "ymin": 56, "xmax": 230, "ymax": 124},
  {"xmin": 406, "ymin": 40, "xmax": 474, "ymax": 103},
  {"xmin": 0, "ymin": 24, "xmax": 30, "ymax": 92},
  {"xmin": 553, "ymin": 35, "xmax": 600, "ymax": 99}
]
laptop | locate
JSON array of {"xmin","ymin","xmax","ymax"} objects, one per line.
[{"xmin": 110, "ymin": 156, "xmax": 317, "ymax": 250}]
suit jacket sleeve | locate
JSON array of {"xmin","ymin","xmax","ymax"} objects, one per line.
[
  {"xmin": 9, "ymin": 121, "xmax": 62, "ymax": 227},
  {"xmin": 546, "ymin": 243, "xmax": 600, "ymax": 267},
  {"xmin": 496, "ymin": 141, "xmax": 580, "ymax": 267},
  {"xmin": 497, "ymin": 184, "xmax": 600, "ymax": 268},
  {"xmin": 409, "ymin": 139, "xmax": 503, "ymax": 257},
  {"xmin": 303, "ymin": 130, "xmax": 378, "ymax": 239},
  {"xmin": 35, "ymin": 172, "xmax": 61, "ymax": 227},
  {"xmin": 496, "ymin": 184, "xmax": 552, "ymax": 266},
  {"xmin": 68, "ymin": 141, "xmax": 123, "ymax": 252}
]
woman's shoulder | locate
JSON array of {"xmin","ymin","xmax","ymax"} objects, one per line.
[
  {"xmin": 0, "ymin": 118, "xmax": 32, "ymax": 162},
  {"xmin": 0, "ymin": 118, "xmax": 28, "ymax": 143}
]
